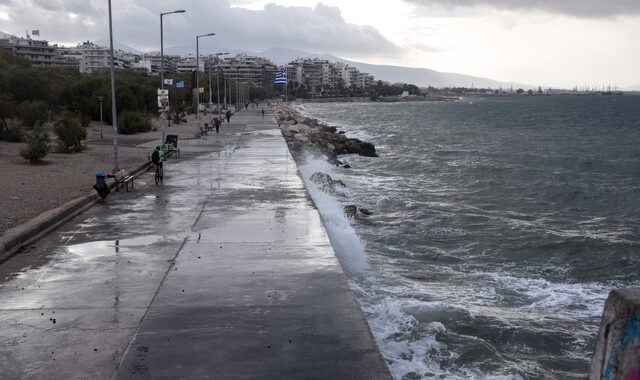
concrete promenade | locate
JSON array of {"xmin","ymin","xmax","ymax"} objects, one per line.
[{"xmin": 0, "ymin": 108, "xmax": 390, "ymax": 379}]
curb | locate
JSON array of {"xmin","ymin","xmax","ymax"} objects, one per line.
[{"xmin": 0, "ymin": 161, "xmax": 149, "ymax": 264}]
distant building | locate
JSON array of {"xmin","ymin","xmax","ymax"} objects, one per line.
[
  {"xmin": 0, "ymin": 32, "xmax": 376, "ymax": 97},
  {"xmin": 147, "ymin": 54, "xmax": 178, "ymax": 73},
  {"xmin": 176, "ymin": 56, "xmax": 203, "ymax": 73},
  {"xmin": 284, "ymin": 58, "xmax": 375, "ymax": 96},
  {"xmin": 213, "ymin": 53, "xmax": 277, "ymax": 89},
  {"xmin": 0, "ymin": 33, "xmax": 57, "ymax": 66},
  {"xmin": 52, "ymin": 45, "xmax": 81, "ymax": 71},
  {"xmin": 130, "ymin": 59, "xmax": 152, "ymax": 73},
  {"xmin": 78, "ymin": 42, "xmax": 110, "ymax": 73}
]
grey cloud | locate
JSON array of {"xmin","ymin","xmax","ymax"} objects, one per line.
[
  {"xmin": 408, "ymin": 40, "xmax": 442, "ymax": 53},
  {"xmin": 403, "ymin": 0, "xmax": 640, "ymax": 18},
  {"xmin": 1, "ymin": 0, "xmax": 400, "ymax": 56}
]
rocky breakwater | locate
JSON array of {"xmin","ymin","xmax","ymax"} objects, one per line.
[
  {"xmin": 274, "ymin": 105, "xmax": 376, "ymax": 221},
  {"xmin": 275, "ymin": 106, "xmax": 377, "ymax": 167}
]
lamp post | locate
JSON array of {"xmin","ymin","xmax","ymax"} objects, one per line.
[
  {"xmin": 107, "ymin": 0, "xmax": 119, "ymax": 172},
  {"xmin": 160, "ymin": 9, "xmax": 185, "ymax": 145},
  {"xmin": 97, "ymin": 96, "xmax": 104, "ymax": 139},
  {"xmin": 195, "ymin": 32, "xmax": 215, "ymax": 120},
  {"xmin": 213, "ymin": 52, "xmax": 228, "ymax": 112}
]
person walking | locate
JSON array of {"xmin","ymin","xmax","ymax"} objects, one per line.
[
  {"xmin": 225, "ymin": 109, "xmax": 232, "ymax": 124},
  {"xmin": 214, "ymin": 117, "xmax": 221, "ymax": 134}
]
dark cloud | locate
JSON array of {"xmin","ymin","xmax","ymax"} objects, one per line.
[
  {"xmin": 403, "ymin": 0, "xmax": 640, "ymax": 18},
  {"xmin": 0, "ymin": 0, "xmax": 400, "ymax": 55}
]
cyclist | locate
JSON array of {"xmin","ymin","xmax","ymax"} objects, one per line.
[{"xmin": 151, "ymin": 146, "xmax": 165, "ymax": 178}]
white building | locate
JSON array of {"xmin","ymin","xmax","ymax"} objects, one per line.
[
  {"xmin": 176, "ymin": 56, "xmax": 204, "ymax": 73},
  {"xmin": 0, "ymin": 33, "xmax": 57, "ymax": 66}
]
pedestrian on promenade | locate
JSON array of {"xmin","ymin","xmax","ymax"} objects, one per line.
[
  {"xmin": 93, "ymin": 172, "xmax": 111, "ymax": 202},
  {"xmin": 226, "ymin": 110, "xmax": 232, "ymax": 124},
  {"xmin": 214, "ymin": 117, "xmax": 221, "ymax": 134},
  {"xmin": 261, "ymin": 109, "xmax": 265, "ymax": 118}
]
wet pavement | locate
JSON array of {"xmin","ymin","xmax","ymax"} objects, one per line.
[{"xmin": 0, "ymin": 107, "xmax": 390, "ymax": 379}]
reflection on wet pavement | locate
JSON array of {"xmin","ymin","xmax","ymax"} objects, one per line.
[{"xmin": 0, "ymin": 109, "xmax": 389, "ymax": 379}]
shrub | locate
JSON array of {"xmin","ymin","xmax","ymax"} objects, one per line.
[
  {"xmin": 54, "ymin": 114, "xmax": 86, "ymax": 153},
  {"xmin": 0, "ymin": 127, "xmax": 23, "ymax": 142},
  {"xmin": 19, "ymin": 128, "xmax": 50, "ymax": 162},
  {"xmin": 117, "ymin": 111, "xmax": 151, "ymax": 134},
  {"xmin": 16, "ymin": 101, "xmax": 48, "ymax": 127}
]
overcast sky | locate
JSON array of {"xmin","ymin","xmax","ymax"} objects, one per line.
[{"xmin": 1, "ymin": 0, "xmax": 639, "ymax": 87}]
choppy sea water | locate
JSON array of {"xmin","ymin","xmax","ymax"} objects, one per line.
[{"xmin": 293, "ymin": 96, "xmax": 640, "ymax": 379}]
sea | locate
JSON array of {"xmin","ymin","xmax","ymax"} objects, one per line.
[{"xmin": 292, "ymin": 95, "xmax": 640, "ymax": 379}]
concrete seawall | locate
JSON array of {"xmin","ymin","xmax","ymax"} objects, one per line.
[
  {"xmin": 590, "ymin": 288, "xmax": 640, "ymax": 380},
  {"xmin": 0, "ymin": 108, "xmax": 391, "ymax": 378}
]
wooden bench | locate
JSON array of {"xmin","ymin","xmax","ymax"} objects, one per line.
[
  {"xmin": 165, "ymin": 135, "xmax": 180, "ymax": 158},
  {"xmin": 108, "ymin": 169, "xmax": 134, "ymax": 191}
]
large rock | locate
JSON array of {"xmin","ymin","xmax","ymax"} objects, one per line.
[
  {"xmin": 335, "ymin": 139, "xmax": 378, "ymax": 157},
  {"xmin": 289, "ymin": 124, "xmax": 313, "ymax": 134},
  {"xmin": 310, "ymin": 172, "xmax": 346, "ymax": 194}
]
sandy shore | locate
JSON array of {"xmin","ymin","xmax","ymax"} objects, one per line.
[{"xmin": 0, "ymin": 114, "xmax": 206, "ymax": 235}]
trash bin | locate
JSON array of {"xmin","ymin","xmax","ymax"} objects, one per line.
[{"xmin": 93, "ymin": 172, "xmax": 110, "ymax": 201}]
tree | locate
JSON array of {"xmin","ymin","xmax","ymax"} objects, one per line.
[
  {"xmin": 53, "ymin": 113, "xmax": 86, "ymax": 153},
  {"xmin": 0, "ymin": 93, "xmax": 17, "ymax": 130},
  {"xmin": 16, "ymin": 101, "xmax": 49, "ymax": 127},
  {"xmin": 19, "ymin": 128, "xmax": 50, "ymax": 162}
]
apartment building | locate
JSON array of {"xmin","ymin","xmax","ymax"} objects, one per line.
[
  {"xmin": 0, "ymin": 33, "xmax": 57, "ymax": 66},
  {"xmin": 214, "ymin": 54, "xmax": 277, "ymax": 85},
  {"xmin": 285, "ymin": 58, "xmax": 375, "ymax": 95},
  {"xmin": 176, "ymin": 56, "xmax": 204, "ymax": 73}
]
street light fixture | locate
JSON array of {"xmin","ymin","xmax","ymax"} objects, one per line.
[
  {"xmin": 196, "ymin": 32, "xmax": 215, "ymax": 120},
  {"xmin": 160, "ymin": 9, "xmax": 186, "ymax": 146}
]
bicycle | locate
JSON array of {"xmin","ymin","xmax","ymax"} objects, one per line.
[{"xmin": 154, "ymin": 164, "xmax": 163, "ymax": 185}]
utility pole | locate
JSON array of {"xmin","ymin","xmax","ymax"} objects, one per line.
[
  {"xmin": 195, "ymin": 32, "xmax": 215, "ymax": 120},
  {"xmin": 160, "ymin": 9, "xmax": 185, "ymax": 146},
  {"xmin": 107, "ymin": 0, "xmax": 119, "ymax": 172},
  {"xmin": 213, "ymin": 52, "xmax": 228, "ymax": 112}
]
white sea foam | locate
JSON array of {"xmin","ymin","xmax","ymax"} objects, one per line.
[
  {"xmin": 298, "ymin": 154, "xmax": 367, "ymax": 273},
  {"xmin": 480, "ymin": 271, "xmax": 609, "ymax": 318}
]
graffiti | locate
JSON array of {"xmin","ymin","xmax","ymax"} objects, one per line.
[{"xmin": 603, "ymin": 314, "xmax": 640, "ymax": 380}]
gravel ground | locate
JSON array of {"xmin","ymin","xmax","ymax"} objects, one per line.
[{"xmin": 0, "ymin": 115, "xmax": 206, "ymax": 235}]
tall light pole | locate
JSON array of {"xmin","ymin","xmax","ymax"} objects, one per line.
[
  {"xmin": 195, "ymin": 32, "xmax": 215, "ymax": 120},
  {"xmin": 107, "ymin": 0, "xmax": 119, "ymax": 172},
  {"xmin": 160, "ymin": 10, "xmax": 185, "ymax": 90},
  {"xmin": 97, "ymin": 96, "xmax": 104, "ymax": 139},
  {"xmin": 213, "ymin": 52, "xmax": 228, "ymax": 112},
  {"xmin": 160, "ymin": 9, "xmax": 185, "ymax": 145}
]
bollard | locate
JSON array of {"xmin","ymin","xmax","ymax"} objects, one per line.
[{"xmin": 589, "ymin": 288, "xmax": 640, "ymax": 380}]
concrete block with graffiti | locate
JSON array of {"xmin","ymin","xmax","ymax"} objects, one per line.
[{"xmin": 590, "ymin": 288, "xmax": 640, "ymax": 380}]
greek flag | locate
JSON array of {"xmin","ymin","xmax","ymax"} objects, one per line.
[
  {"xmin": 176, "ymin": 81, "xmax": 185, "ymax": 88},
  {"xmin": 274, "ymin": 67, "xmax": 287, "ymax": 85},
  {"xmin": 163, "ymin": 78, "xmax": 174, "ymax": 86}
]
